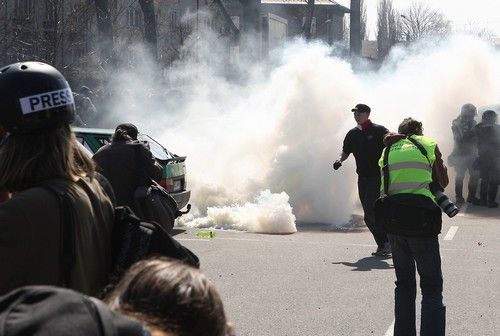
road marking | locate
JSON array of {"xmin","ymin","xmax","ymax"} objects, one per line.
[
  {"xmin": 444, "ymin": 226, "xmax": 459, "ymax": 240},
  {"xmin": 384, "ymin": 320, "xmax": 394, "ymax": 336}
]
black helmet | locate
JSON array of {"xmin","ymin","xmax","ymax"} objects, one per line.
[
  {"xmin": 482, "ymin": 110, "xmax": 498, "ymax": 122},
  {"xmin": 460, "ymin": 103, "xmax": 477, "ymax": 118},
  {"xmin": 0, "ymin": 61, "xmax": 75, "ymax": 134}
]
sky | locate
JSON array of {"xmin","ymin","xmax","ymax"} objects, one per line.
[{"xmin": 336, "ymin": 0, "xmax": 500, "ymax": 39}]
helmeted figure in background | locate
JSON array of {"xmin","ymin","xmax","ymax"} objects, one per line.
[
  {"xmin": 378, "ymin": 118, "xmax": 449, "ymax": 336},
  {"xmin": 334, "ymin": 103, "xmax": 390, "ymax": 256},
  {"xmin": 448, "ymin": 103, "xmax": 479, "ymax": 204},
  {"xmin": 73, "ymin": 85, "xmax": 98, "ymax": 127},
  {"xmin": 474, "ymin": 110, "xmax": 500, "ymax": 208},
  {"xmin": 0, "ymin": 62, "xmax": 114, "ymax": 296}
]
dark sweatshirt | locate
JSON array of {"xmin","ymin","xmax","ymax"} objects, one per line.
[
  {"xmin": 342, "ymin": 123, "xmax": 389, "ymax": 177},
  {"xmin": 93, "ymin": 140, "xmax": 163, "ymax": 210}
]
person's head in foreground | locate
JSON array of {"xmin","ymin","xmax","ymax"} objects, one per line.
[{"xmin": 106, "ymin": 257, "xmax": 235, "ymax": 336}]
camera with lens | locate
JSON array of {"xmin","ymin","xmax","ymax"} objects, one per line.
[{"xmin": 430, "ymin": 182, "xmax": 459, "ymax": 218}]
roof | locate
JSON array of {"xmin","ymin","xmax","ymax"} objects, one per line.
[
  {"xmin": 72, "ymin": 126, "xmax": 114, "ymax": 135},
  {"xmin": 261, "ymin": 0, "xmax": 350, "ymax": 11}
]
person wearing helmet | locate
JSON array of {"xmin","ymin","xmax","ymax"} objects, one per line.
[
  {"xmin": 0, "ymin": 62, "xmax": 114, "ymax": 296},
  {"xmin": 448, "ymin": 103, "xmax": 479, "ymax": 205},
  {"xmin": 473, "ymin": 110, "xmax": 500, "ymax": 208}
]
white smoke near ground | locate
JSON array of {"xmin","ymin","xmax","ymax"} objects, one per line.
[
  {"xmin": 101, "ymin": 32, "xmax": 500, "ymax": 233},
  {"xmin": 180, "ymin": 190, "xmax": 296, "ymax": 233}
]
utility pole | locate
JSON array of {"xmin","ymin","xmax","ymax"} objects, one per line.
[
  {"xmin": 303, "ymin": 0, "xmax": 315, "ymax": 40},
  {"xmin": 349, "ymin": 0, "xmax": 361, "ymax": 57}
]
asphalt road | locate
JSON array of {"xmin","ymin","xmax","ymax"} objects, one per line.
[{"xmin": 175, "ymin": 204, "xmax": 499, "ymax": 336}]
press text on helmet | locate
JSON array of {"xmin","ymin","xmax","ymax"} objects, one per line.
[{"xmin": 19, "ymin": 88, "xmax": 74, "ymax": 115}]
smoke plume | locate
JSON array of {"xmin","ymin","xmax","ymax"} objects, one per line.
[{"xmin": 101, "ymin": 33, "xmax": 500, "ymax": 233}]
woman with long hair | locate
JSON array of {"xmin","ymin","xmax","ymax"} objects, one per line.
[{"xmin": 0, "ymin": 62, "xmax": 114, "ymax": 296}]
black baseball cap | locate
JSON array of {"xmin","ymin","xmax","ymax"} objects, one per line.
[
  {"xmin": 116, "ymin": 123, "xmax": 138, "ymax": 140},
  {"xmin": 351, "ymin": 104, "xmax": 371, "ymax": 114}
]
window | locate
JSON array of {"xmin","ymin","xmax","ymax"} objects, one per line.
[
  {"xmin": 170, "ymin": 10, "xmax": 177, "ymax": 28},
  {"xmin": 15, "ymin": 0, "xmax": 34, "ymax": 19},
  {"xmin": 44, "ymin": 0, "xmax": 55, "ymax": 22},
  {"xmin": 230, "ymin": 16, "xmax": 240, "ymax": 29},
  {"xmin": 126, "ymin": 7, "xmax": 142, "ymax": 27},
  {"xmin": 302, "ymin": 16, "xmax": 317, "ymax": 36},
  {"xmin": 311, "ymin": 17, "xmax": 316, "ymax": 36}
]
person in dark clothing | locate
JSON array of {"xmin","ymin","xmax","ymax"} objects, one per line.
[
  {"xmin": 93, "ymin": 123, "xmax": 163, "ymax": 211},
  {"xmin": 0, "ymin": 62, "xmax": 114, "ymax": 296},
  {"xmin": 474, "ymin": 110, "xmax": 500, "ymax": 208},
  {"xmin": 448, "ymin": 103, "xmax": 479, "ymax": 204},
  {"xmin": 333, "ymin": 103, "xmax": 390, "ymax": 256}
]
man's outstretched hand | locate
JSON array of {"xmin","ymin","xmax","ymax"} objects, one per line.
[{"xmin": 333, "ymin": 160, "xmax": 342, "ymax": 170}]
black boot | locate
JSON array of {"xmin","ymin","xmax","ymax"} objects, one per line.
[{"xmin": 487, "ymin": 183, "xmax": 498, "ymax": 208}]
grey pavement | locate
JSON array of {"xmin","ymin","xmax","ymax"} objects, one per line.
[{"xmin": 175, "ymin": 205, "xmax": 500, "ymax": 336}]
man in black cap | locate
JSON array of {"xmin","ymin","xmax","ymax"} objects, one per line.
[
  {"xmin": 333, "ymin": 104, "xmax": 390, "ymax": 256},
  {"xmin": 93, "ymin": 123, "xmax": 163, "ymax": 211}
]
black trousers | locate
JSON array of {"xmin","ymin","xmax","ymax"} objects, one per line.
[
  {"xmin": 388, "ymin": 234, "xmax": 445, "ymax": 336},
  {"xmin": 453, "ymin": 157, "xmax": 478, "ymax": 199},
  {"xmin": 478, "ymin": 157, "xmax": 499, "ymax": 202},
  {"xmin": 358, "ymin": 175, "xmax": 388, "ymax": 248}
]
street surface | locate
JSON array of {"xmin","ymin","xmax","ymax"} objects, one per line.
[{"xmin": 176, "ymin": 205, "xmax": 499, "ymax": 336}]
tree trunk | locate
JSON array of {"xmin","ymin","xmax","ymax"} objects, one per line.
[
  {"xmin": 303, "ymin": 0, "xmax": 315, "ymax": 40},
  {"xmin": 93, "ymin": 0, "xmax": 114, "ymax": 67},
  {"xmin": 138, "ymin": 0, "xmax": 158, "ymax": 61}
]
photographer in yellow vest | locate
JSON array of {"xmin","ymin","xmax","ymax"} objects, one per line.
[{"xmin": 377, "ymin": 118, "xmax": 449, "ymax": 336}]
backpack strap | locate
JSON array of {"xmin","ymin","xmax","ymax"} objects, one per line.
[
  {"xmin": 39, "ymin": 182, "xmax": 76, "ymax": 288},
  {"xmin": 406, "ymin": 136, "xmax": 432, "ymax": 167}
]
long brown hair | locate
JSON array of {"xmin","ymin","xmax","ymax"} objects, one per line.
[
  {"xmin": 106, "ymin": 257, "xmax": 234, "ymax": 336},
  {"xmin": 0, "ymin": 124, "xmax": 95, "ymax": 191}
]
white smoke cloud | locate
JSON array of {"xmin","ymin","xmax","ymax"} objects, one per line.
[
  {"xmin": 100, "ymin": 32, "xmax": 500, "ymax": 233},
  {"xmin": 178, "ymin": 190, "xmax": 296, "ymax": 233}
]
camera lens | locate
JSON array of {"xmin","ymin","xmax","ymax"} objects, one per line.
[{"xmin": 434, "ymin": 191, "xmax": 459, "ymax": 218}]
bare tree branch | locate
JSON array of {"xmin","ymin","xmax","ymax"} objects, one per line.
[
  {"xmin": 400, "ymin": 1, "xmax": 450, "ymax": 42},
  {"xmin": 377, "ymin": 0, "xmax": 399, "ymax": 58},
  {"xmin": 360, "ymin": 0, "xmax": 366, "ymax": 40}
]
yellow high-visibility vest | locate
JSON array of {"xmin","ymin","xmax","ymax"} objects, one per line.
[{"xmin": 379, "ymin": 135, "xmax": 436, "ymax": 199}]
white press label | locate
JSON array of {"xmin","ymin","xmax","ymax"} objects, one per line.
[{"xmin": 19, "ymin": 88, "xmax": 74, "ymax": 115}]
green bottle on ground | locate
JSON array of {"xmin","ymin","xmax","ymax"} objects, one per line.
[{"xmin": 196, "ymin": 230, "xmax": 215, "ymax": 238}]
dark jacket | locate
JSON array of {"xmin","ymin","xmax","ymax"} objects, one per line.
[
  {"xmin": 0, "ymin": 177, "xmax": 114, "ymax": 296},
  {"xmin": 93, "ymin": 140, "xmax": 163, "ymax": 210},
  {"xmin": 474, "ymin": 122, "xmax": 500, "ymax": 159},
  {"xmin": 451, "ymin": 116, "xmax": 477, "ymax": 156}
]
